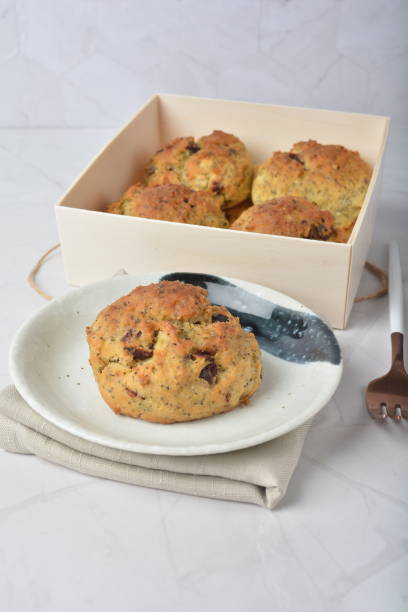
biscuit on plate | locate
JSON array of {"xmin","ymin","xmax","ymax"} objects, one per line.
[
  {"xmin": 86, "ymin": 281, "xmax": 262, "ymax": 423},
  {"xmin": 144, "ymin": 130, "xmax": 253, "ymax": 209},
  {"xmin": 252, "ymin": 140, "xmax": 371, "ymax": 239},
  {"xmin": 231, "ymin": 196, "xmax": 335, "ymax": 240},
  {"xmin": 107, "ymin": 183, "xmax": 228, "ymax": 228}
]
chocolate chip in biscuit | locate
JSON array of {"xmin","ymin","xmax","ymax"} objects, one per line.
[
  {"xmin": 125, "ymin": 347, "xmax": 153, "ymax": 360},
  {"xmin": 186, "ymin": 142, "xmax": 201, "ymax": 154},
  {"xmin": 288, "ymin": 153, "xmax": 304, "ymax": 165},
  {"xmin": 125, "ymin": 388, "xmax": 138, "ymax": 398},
  {"xmin": 212, "ymin": 181, "xmax": 224, "ymax": 195},
  {"xmin": 121, "ymin": 329, "xmax": 133, "ymax": 343},
  {"xmin": 212, "ymin": 314, "xmax": 229, "ymax": 323},
  {"xmin": 199, "ymin": 361, "xmax": 217, "ymax": 384}
]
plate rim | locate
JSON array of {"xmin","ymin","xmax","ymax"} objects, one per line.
[{"xmin": 9, "ymin": 273, "xmax": 343, "ymax": 455}]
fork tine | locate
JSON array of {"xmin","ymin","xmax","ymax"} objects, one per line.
[
  {"xmin": 366, "ymin": 243, "xmax": 408, "ymax": 425},
  {"xmin": 366, "ymin": 400, "xmax": 387, "ymax": 420}
]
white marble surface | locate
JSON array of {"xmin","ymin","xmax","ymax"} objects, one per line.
[
  {"xmin": 1, "ymin": 1, "xmax": 408, "ymax": 610},
  {"xmin": 1, "ymin": 127, "xmax": 407, "ymax": 612},
  {"xmin": 0, "ymin": 1, "xmax": 407, "ymax": 135}
]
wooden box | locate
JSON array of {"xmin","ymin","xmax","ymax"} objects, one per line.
[{"xmin": 55, "ymin": 94, "xmax": 389, "ymax": 328}]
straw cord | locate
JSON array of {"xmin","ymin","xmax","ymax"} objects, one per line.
[
  {"xmin": 28, "ymin": 245, "xmax": 388, "ymax": 304},
  {"xmin": 354, "ymin": 261, "xmax": 388, "ymax": 303},
  {"xmin": 27, "ymin": 243, "xmax": 61, "ymax": 301}
]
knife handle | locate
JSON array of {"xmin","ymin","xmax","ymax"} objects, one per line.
[{"xmin": 389, "ymin": 241, "xmax": 404, "ymax": 334}]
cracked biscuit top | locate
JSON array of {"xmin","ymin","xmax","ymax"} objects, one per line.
[
  {"xmin": 231, "ymin": 197, "xmax": 335, "ymax": 241},
  {"xmin": 106, "ymin": 183, "xmax": 228, "ymax": 228},
  {"xmin": 252, "ymin": 140, "xmax": 371, "ymax": 236},
  {"xmin": 143, "ymin": 130, "xmax": 253, "ymax": 209},
  {"xmin": 86, "ymin": 281, "xmax": 262, "ymax": 423}
]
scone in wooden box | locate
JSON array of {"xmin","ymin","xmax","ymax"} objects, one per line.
[{"xmin": 55, "ymin": 94, "xmax": 389, "ymax": 329}]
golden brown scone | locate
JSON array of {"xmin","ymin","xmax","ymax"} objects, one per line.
[
  {"xmin": 231, "ymin": 197, "xmax": 335, "ymax": 240},
  {"xmin": 225, "ymin": 198, "xmax": 252, "ymax": 225},
  {"xmin": 87, "ymin": 281, "xmax": 262, "ymax": 423},
  {"xmin": 106, "ymin": 183, "xmax": 145, "ymax": 214},
  {"xmin": 329, "ymin": 224, "xmax": 354, "ymax": 243},
  {"xmin": 106, "ymin": 183, "xmax": 228, "ymax": 228},
  {"xmin": 144, "ymin": 130, "xmax": 253, "ymax": 209},
  {"xmin": 252, "ymin": 140, "xmax": 371, "ymax": 233}
]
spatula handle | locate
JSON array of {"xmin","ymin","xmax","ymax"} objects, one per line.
[{"xmin": 389, "ymin": 242, "xmax": 404, "ymax": 334}]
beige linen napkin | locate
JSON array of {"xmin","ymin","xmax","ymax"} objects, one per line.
[{"xmin": 0, "ymin": 385, "xmax": 311, "ymax": 509}]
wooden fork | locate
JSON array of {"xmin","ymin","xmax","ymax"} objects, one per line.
[{"xmin": 366, "ymin": 242, "xmax": 408, "ymax": 421}]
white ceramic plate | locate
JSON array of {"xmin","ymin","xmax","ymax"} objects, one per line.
[{"xmin": 9, "ymin": 273, "xmax": 342, "ymax": 456}]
